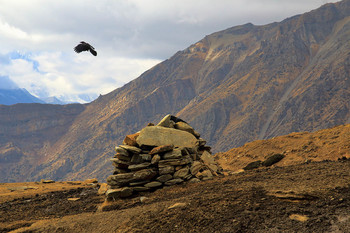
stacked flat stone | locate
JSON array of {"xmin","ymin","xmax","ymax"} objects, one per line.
[{"xmin": 106, "ymin": 114, "xmax": 221, "ymax": 200}]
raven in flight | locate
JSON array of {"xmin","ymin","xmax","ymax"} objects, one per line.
[{"xmin": 74, "ymin": 41, "xmax": 97, "ymax": 56}]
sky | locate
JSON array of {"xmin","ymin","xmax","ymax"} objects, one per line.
[{"xmin": 0, "ymin": 0, "xmax": 340, "ymax": 103}]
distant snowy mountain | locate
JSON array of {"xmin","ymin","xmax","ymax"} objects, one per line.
[
  {"xmin": 41, "ymin": 96, "xmax": 67, "ymax": 105},
  {"xmin": 0, "ymin": 75, "xmax": 98, "ymax": 105},
  {"xmin": 0, "ymin": 88, "xmax": 45, "ymax": 105},
  {"xmin": 56, "ymin": 93, "xmax": 99, "ymax": 104},
  {"xmin": 0, "ymin": 75, "xmax": 44, "ymax": 105}
]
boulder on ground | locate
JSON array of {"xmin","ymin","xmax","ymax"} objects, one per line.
[
  {"xmin": 243, "ymin": 160, "xmax": 262, "ymax": 170},
  {"xmin": 262, "ymin": 154, "xmax": 285, "ymax": 167}
]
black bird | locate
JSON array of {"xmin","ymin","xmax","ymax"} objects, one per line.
[{"xmin": 74, "ymin": 41, "xmax": 97, "ymax": 56}]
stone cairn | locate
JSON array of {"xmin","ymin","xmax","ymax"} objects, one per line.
[{"xmin": 106, "ymin": 114, "xmax": 222, "ymax": 200}]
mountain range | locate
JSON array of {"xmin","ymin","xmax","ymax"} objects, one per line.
[
  {"xmin": 1, "ymin": 0, "xmax": 350, "ymax": 182},
  {"xmin": 0, "ymin": 87, "xmax": 97, "ymax": 105},
  {"xmin": 0, "ymin": 88, "xmax": 45, "ymax": 105},
  {"xmin": 0, "ymin": 76, "xmax": 98, "ymax": 105}
]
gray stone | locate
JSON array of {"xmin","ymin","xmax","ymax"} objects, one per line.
[
  {"xmin": 115, "ymin": 146, "xmax": 130, "ymax": 156},
  {"xmin": 158, "ymin": 155, "xmax": 192, "ymax": 166},
  {"xmin": 156, "ymin": 174, "xmax": 173, "ymax": 183},
  {"xmin": 190, "ymin": 161, "xmax": 205, "ymax": 175},
  {"xmin": 163, "ymin": 149, "xmax": 183, "ymax": 159},
  {"xmin": 185, "ymin": 147, "xmax": 197, "ymax": 154},
  {"xmin": 114, "ymin": 153, "xmax": 131, "ymax": 161},
  {"xmin": 107, "ymin": 173, "xmax": 134, "ymax": 187},
  {"xmin": 129, "ymin": 180, "xmax": 149, "ymax": 186},
  {"xmin": 189, "ymin": 178, "xmax": 201, "ymax": 183},
  {"xmin": 202, "ymin": 176, "xmax": 214, "ymax": 181},
  {"xmin": 131, "ymin": 154, "xmax": 143, "ymax": 164},
  {"xmin": 262, "ymin": 154, "xmax": 285, "ymax": 167},
  {"xmin": 190, "ymin": 153, "xmax": 198, "ymax": 161},
  {"xmin": 193, "ymin": 130, "xmax": 201, "ymax": 138},
  {"xmin": 119, "ymin": 145, "xmax": 142, "ymax": 154},
  {"xmin": 243, "ymin": 160, "xmax": 262, "ymax": 170},
  {"xmin": 156, "ymin": 114, "xmax": 173, "ymax": 127},
  {"xmin": 207, "ymin": 164, "xmax": 219, "ymax": 174},
  {"xmin": 133, "ymin": 169, "xmax": 157, "ymax": 181},
  {"xmin": 151, "ymin": 154, "xmax": 161, "ymax": 165},
  {"xmin": 200, "ymin": 150, "xmax": 215, "ymax": 165},
  {"xmin": 106, "ymin": 187, "xmax": 133, "ymax": 199},
  {"xmin": 174, "ymin": 121, "xmax": 198, "ymax": 137},
  {"xmin": 149, "ymin": 144, "xmax": 174, "ymax": 155},
  {"xmin": 110, "ymin": 158, "xmax": 131, "ymax": 166},
  {"xmin": 158, "ymin": 165, "xmax": 175, "ymax": 175},
  {"xmin": 133, "ymin": 186, "xmax": 150, "ymax": 192},
  {"xmin": 183, "ymin": 174, "xmax": 193, "ymax": 180},
  {"xmin": 144, "ymin": 181, "xmax": 163, "ymax": 188},
  {"xmin": 128, "ymin": 162, "xmax": 151, "ymax": 171},
  {"xmin": 200, "ymin": 151, "xmax": 219, "ymax": 173},
  {"xmin": 140, "ymin": 154, "xmax": 152, "ymax": 161},
  {"xmin": 196, "ymin": 138, "xmax": 207, "ymax": 147},
  {"xmin": 113, "ymin": 168, "xmax": 129, "ymax": 174},
  {"xmin": 165, "ymin": 178, "xmax": 184, "ymax": 186},
  {"xmin": 136, "ymin": 126, "xmax": 198, "ymax": 148},
  {"xmin": 173, "ymin": 166, "xmax": 189, "ymax": 179}
]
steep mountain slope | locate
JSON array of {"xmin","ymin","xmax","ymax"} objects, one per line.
[
  {"xmin": 0, "ymin": 104, "xmax": 85, "ymax": 182},
  {"xmin": 0, "ymin": 0, "xmax": 350, "ymax": 182}
]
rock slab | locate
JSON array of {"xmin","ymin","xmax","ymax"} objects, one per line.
[{"xmin": 136, "ymin": 126, "xmax": 198, "ymax": 148}]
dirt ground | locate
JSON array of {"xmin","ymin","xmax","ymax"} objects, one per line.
[{"xmin": 1, "ymin": 159, "xmax": 350, "ymax": 233}]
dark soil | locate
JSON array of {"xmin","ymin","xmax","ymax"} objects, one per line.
[
  {"xmin": 0, "ymin": 187, "xmax": 103, "ymax": 232},
  {"xmin": 2, "ymin": 160, "xmax": 350, "ymax": 232}
]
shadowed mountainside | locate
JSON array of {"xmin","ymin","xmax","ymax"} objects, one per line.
[{"xmin": 1, "ymin": 0, "xmax": 350, "ymax": 182}]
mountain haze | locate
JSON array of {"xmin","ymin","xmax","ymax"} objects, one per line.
[{"xmin": 1, "ymin": 0, "xmax": 350, "ymax": 182}]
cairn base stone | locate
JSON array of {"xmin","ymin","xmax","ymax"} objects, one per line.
[{"xmin": 106, "ymin": 187, "xmax": 133, "ymax": 199}]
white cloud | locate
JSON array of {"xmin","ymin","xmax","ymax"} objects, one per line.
[{"xmin": 0, "ymin": 0, "xmax": 341, "ymax": 102}]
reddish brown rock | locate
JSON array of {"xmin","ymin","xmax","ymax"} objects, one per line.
[{"xmin": 123, "ymin": 132, "xmax": 140, "ymax": 147}]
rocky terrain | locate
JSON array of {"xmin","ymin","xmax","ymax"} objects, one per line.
[
  {"xmin": 216, "ymin": 123, "xmax": 350, "ymax": 172},
  {"xmin": 1, "ymin": 160, "xmax": 350, "ymax": 232},
  {"xmin": 1, "ymin": 124, "xmax": 350, "ymax": 232},
  {"xmin": 1, "ymin": 0, "xmax": 350, "ymax": 183}
]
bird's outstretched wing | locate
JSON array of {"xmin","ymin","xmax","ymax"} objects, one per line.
[
  {"xmin": 89, "ymin": 48, "xmax": 97, "ymax": 56},
  {"xmin": 74, "ymin": 41, "xmax": 97, "ymax": 56}
]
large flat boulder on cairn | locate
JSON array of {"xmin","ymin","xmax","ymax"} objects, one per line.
[
  {"xmin": 105, "ymin": 114, "xmax": 223, "ymax": 200},
  {"xmin": 136, "ymin": 126, "xmax": 198, "ymax": 148}
]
